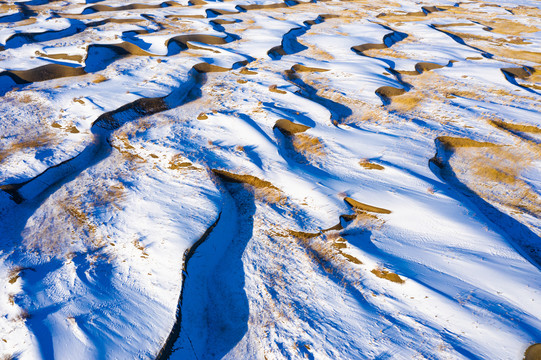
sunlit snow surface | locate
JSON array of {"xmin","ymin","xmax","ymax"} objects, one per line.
[{"xmin": 0, "ymin": 0, "xmax": 540, "ymax": 358}]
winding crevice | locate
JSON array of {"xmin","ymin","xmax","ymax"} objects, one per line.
[{"xmin": 154, "ymin": 211, "xmax": 223, "ymax": 360}]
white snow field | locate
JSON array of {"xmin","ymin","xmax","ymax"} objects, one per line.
[{"xmin": 0, "ymin": 0, "xmax": 540, "ymax": 359}]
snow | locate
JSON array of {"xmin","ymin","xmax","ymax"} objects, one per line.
[{"xmin": 0, "ymin": 0, "xmax": 540, "ymax": 359}]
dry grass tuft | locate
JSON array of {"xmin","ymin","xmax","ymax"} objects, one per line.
[
  {"xmin": 388, "ymin": 92, "xmax": 424, "ymax": 112},
  {"xmin": 169, "ymin": 154, "xmax": 199, "ymax": 171},
  {"xmin": 0, "ymin": 131, "xmax": 58, "ymax": 164},
  {"xmin": 291, "ymin": 134, "xmax": 325, "ymax": 160}
]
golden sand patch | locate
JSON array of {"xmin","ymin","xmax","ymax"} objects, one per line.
[
  {"xmin": 489, "ymin": 120, "xmax": 541, "ymax": 134},
  {"xmin": 274, "ymin": 119, "xmax": 311, "ymax": 135},
  {"xmin": 436, "ymin": 136, "xmax": 498, "ymax": 150},
  {"xmin": 344, "ymin": 197, "xmax": 391, "ymax": 214},
  {"xmin": 239, "ymin": 68, "xmax": 258, "ymax": 75},
  {"xmin": 524, "ymin": 344, "xmax": 541, "ymax": 360},
  {"xmin": 371, "ymin": 268, "xmax": 404, "ymax": 283},
  {"xmin": 269, "ymin": 84, "xmax": 287, "ymax": 94},
  {"xmin": 359, "ymin": 159, "xmax": 384, "ymax": 170},
  {"xmin": 212, "ymin": 169, "xmax": 284, "ymax": 204}
]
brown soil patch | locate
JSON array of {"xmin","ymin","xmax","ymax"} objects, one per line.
[
  {"xmin": 212, "ymin": 169, "xmax": 283, "ymax": 204},
  {"xmin": 92, "ymin": 74, "xmax": 108, "ymax": 83}
]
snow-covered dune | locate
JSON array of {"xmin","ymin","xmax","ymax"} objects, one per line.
[{"xmin": 0, "ymin": 0, "xmax": 540, "ymax": 359}]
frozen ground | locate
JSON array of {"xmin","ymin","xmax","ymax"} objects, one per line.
[{"xmin": 0, "ymin": 0, "xmax": 540, "ymax": 359}]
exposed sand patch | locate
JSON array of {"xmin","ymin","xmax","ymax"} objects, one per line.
[
  {"xmin": 4, "ymin": 64, "xmax": 87, "ymax": 84},
  {"xmin": 376, "ymin": 86, "xmax": 407, "ymax": 99},
  {"xmin": 371, "ymin": 268, "xmax": 404, "ymax": 283},
  {"xmin": 387, "ymin": 92, "xmax": 424, "ymax": 112},
  {"xmin": 212, "ymin": 169, "xmax": 284, "ymax": 204},
  {"xmin": 274, "ymin": 119, "xmax": 311, "ymax": 135},
  {"xmin": 193, "ymin": 63, "xmax": 230, "ymax": 73},
  {"xmin": 0, "ymin": 132, "xmax": 58, "ymax": 164},
  {"xmin": 269, "ymin": 84, "xmax": 287, "ymax": 94},
  {"xmin": 359, "ymin": 159, "xmax": 384, "ymax": 170},
  {"xmin": 34, "ymin": 51, "xmax": 85, "ymax": 63},
  {"xmin": 344, "ymin": 197, "xmax": 391, "ymax": 214},
  {"xmin": 291, "ymin": 64, "xmax": 330, "ymax": 73},
  {"xmin": 168, "ymin": 155, "xmax": 199, "ymax": 171},
  {"xmin": 415, "ymin": 61, "xmax": 447, "ymax": 74},
  {"xmin": 239, "ymin": 68, "xmax": 257, "ymax": 75},
  {"xmin": 436, "ymin": 136, "xmax": 499, "ymax": 151},
  {"xmin": 524, "ymin": 344, "xmax": 541, "ymax": 360},
  {"xmin": 490, "ymin": 120, "xmax": 541, "ymax": 135}
]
